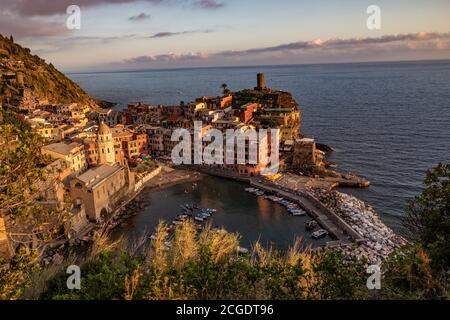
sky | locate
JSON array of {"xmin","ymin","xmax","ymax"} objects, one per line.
[{"xmin": 1, "ymin": 0, "xmax": 450, "ymax": 72}]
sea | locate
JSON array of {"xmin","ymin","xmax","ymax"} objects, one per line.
[{"xmin": 67, "ymin": 60, "xmax": 450, "ymax": 237}]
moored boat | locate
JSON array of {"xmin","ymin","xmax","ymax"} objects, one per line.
[
  {"xmin": 312, "ymin": 229, "xmax": 328, "ymax": 239},
  {"xmin": 290, "ymin": 209, "xmax": 306, "ymax": 216}
]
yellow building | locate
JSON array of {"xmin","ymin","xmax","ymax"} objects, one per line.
[
  {"xmin": 41, "ymin": 142, "xmax": 87, "ymax": 174},
  {"xmin": 36, "ymin": 124, "xmax": 66, "ymax": 141}
]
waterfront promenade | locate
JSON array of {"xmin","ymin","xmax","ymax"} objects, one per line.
[{"xmin": 249, "ymin": 180, "xmax": 363, "ymax": 243}]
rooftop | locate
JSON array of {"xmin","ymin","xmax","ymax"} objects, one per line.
[
  {"xmin": 76, "ymin": 164, "xmax": 123, "ymax": 189},
  {"xmin": 42, "ymin": 142, "xmax": 82, "ymax": 155}
]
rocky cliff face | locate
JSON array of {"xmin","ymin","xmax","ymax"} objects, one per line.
[{"xmin": 0, "ymin": 34, "xmax": 98, "ymax": 108}]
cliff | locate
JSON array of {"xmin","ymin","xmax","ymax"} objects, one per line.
[{"xmin": 0, "ymin": 34, "xmax": 98, "ymax": 109}]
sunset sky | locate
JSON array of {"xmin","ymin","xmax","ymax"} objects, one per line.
[{"xmin": 1, "ymin": 0, "xmax": 450, "ymax": 71}]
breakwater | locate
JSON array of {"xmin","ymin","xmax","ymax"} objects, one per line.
[{"xmin": 311, "ymin": 189, "xmax": 407, "ymax": 265}]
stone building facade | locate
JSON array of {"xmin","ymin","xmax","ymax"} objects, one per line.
[
  {"xmin": 69, "ymin": 164, "xmax": 133, "ymax": 221},
  {"xmin": 292, "ymin": 138, "xmax": 325, "ymax": 168}
]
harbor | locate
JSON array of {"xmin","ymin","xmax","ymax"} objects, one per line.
[{"xmin": 110, "ymin": 175, "xmax": 333, "ymax": 250}]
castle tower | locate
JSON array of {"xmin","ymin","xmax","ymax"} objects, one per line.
[
  {"xmin": 97, "ymin": 122, "xmax": 115, "ymax": 165},
  {"xmin": 256, "ymin": 73, "xmax": 265, "ymax": 90}
]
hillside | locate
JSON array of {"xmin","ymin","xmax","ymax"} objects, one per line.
[{"xmin": 0, "ymin": 34, "xmax": 98, "ymax": 109}]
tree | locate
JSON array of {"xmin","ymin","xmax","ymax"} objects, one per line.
[
  {"xmin": 403, "ymin": 163, "xmax": 450, "ymax": 270},
  {"xmin": 0, "ymin": 110, "xmax": 69, "ymax": 254},
  {"xmin": 0, "ymin": 247, "xmax": 40, "ymax": 299},
  {"xmin": 221, "ymin": 83, "xmax": 230, "ymax": 96}
]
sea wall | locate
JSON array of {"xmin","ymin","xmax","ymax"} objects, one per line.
[
  {"xmin": 134, "ymin": 167, "xmax": 162, "ymax": 192},
  {"xmin": 311, "ymin": 189, "xmax": 407, "ymax": 265}
]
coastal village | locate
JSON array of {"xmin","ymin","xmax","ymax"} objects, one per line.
[{"xmin": 0, "ymin": 34, "xmax": 405, "ymax": 266}]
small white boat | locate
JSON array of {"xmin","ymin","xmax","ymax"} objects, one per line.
[
  {"xmin": 194, "ymin": 216, "xmax": 204, "ymax": 222},
  {"xmin": 291, "ymin": 210, "xmax": 306, "ymax": 216},
  {"xmin": 312, "ymin": 229, "xmax": 328, "ymax": 239}
]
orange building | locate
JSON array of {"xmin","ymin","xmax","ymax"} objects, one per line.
[
  {"xmin": 218, "ymin": 95, "xmax": 233, "ymax": 108},
  {"xmin": 122, "ymin": 133, "xmax": 148, "ymax": 159},
  {"xmin": 238, "ymin": 103, "xmax": 258, "ymax": 123}
]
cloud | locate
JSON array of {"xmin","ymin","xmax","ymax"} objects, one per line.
[
  {"xmin": 0, "ymin": 11, "xmax": 68, "ymax": 38},
  {"xmin": 33, "ymin": 34, "xmax": 138, "ymax": 54},
  {"xmin": 0, "ymin": 0, "xmax": 224, "ymax": 17},
  {"xmin": 0, "ymin": 0, "xmax": 224, "ymax": 39},
  {"xmin": 214, "ymin": 32, "xmax": 450, "ymax": 57},
  {"xmin": 0, "ymin": 0, "xmax": 164, "ymax": 17},
  {"xmin": 129, "ymin": 12, "xmax": 151, "ymax": 21},
  {"xmin": 125, "ymin": 52, "xmax": 207, "ymax": 63},
  {"xmin": 195, "ymin": 0, "xmax": 224, "ymax": 10},
  {"xmin": 149, "ymin": 29, "xmax": 214, "ymax": 38},
  {"xmin": 121, "ymin": 32, "xmax": 450, "ymax": 67}
]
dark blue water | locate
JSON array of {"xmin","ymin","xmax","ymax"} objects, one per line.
[
  {"xmin": 112, "ymin": 176, "xmax": 331, "ymax": 250},
  {"xmin": 68, "ymin": 60, "xmax": 450, "ymax": 231}
]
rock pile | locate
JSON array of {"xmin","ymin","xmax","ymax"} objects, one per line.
[{"xmin": 310, "ymin": 188, "xmax": 407, "ymax": 265}]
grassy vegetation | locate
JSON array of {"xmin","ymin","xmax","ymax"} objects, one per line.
[
  {"xmin": 34, "ymin": 221, "xmax": 368, "ymax": 300},
  {"xmin": 32, "ymin": 163, "xmax": 450, "ymax": 300}
]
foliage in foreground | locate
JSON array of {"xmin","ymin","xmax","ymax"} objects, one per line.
[
  {"xmin": 36, "ymin": 162, "xmax": 450, "ymax": 300},
  {"xmin": 403, "ymin": 163, "xmax": 450, "ymax": 271},
  {"xmin": 40, "ymin": 221, "xmax": 370, "ymax": 300},
  {"xmin": 1, "ymin": 133, "xmax": 449, "ymax": 300}
]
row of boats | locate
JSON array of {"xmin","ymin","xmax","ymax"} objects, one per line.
[
  {"xmin": 244, "ymin": 187, "xmax": 329, "ymax": 239},
  {"xmin": 245, "ymin": 187, "xmax": 307, "ymax": 216}
]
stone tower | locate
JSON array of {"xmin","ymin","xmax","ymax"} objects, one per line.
[
  {"xmin": 97, "ymin": 122, "xmax": 115, "ymax": 165},
  {"xmin": 256, "ymin": 73, "xmax": 265, "ymax": 90}
]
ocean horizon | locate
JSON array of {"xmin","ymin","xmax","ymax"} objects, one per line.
[{"xmin": 65, "ymin": 58, "xmax": 450, "ymax": 75}]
